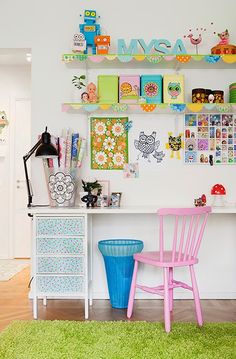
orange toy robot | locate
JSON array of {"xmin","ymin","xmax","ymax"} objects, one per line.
[{"xmin": 94, "ymin": 36, "xmax": 110, "ymax": 55}]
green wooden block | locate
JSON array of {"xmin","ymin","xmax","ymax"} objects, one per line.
[{"xmin": 98, "ymin": 75, "xmax": 119, "ymax": 104}]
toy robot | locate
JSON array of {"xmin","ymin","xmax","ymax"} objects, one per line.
[
  {"xmin": 72, "ymin": 33, "xmax": 86, "ymax": 53},
  {"xmin": 79, "ymin": 10, "xmax": 101, "ymax": 54}
]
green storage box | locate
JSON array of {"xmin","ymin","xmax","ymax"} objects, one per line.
[{"xmin": 98, "ymin": 75, "xmax": 119, "ymax": 104}]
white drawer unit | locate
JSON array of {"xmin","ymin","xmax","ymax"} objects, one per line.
[{"xmin": 32, "ymin": 214, "xmax": 88, "ymax": 319}]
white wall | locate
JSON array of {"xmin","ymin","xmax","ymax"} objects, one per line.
[
  {"xmin": 0, "ymin": 66, "xmax": 30, "ymax": 258},
  {"xmin": 0, "ymin": 0, "xmax": 236, "ymax": 296}
]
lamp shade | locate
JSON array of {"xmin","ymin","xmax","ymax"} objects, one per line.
[
  {"xmin": 211, "ymin": 184, "xmax": 226, "ymax": 195},
  {"xmin": 35, "ymin": 129, "xmax": 58, "ymax": 158}
]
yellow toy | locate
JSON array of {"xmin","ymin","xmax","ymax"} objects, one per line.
[{"xmin": 166, "ymin": 132, "xmax": 183, "ymax": 159}]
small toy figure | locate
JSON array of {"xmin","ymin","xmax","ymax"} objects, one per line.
[
  {"xmin": 79, "ymin": 10, "xmax": 101, "ymax": 54},
  {"xmin": 87, "ymin": 82, "xmax": 97, "ymax": 103},
  {"xmin": 72, "ymin": 33, "xmax": 86, "ymax": 53},
  {"xmin": 166, "ymin": 132, "xmax": 183, "ymax": 159},
  {"xmin": 194, "ymin": 194, "xmax": 206, "ymax": 207},
  {"xmin": 187, "ymin": 33, "xmax": 202, "ymax": 55},
  {"xmin": 81, "ymin": 92, "xmax": 89, "ymax": 103},
  {"xmin": 211, "ymin": 29, "xmax": 236, "ymax": 54},
  {"xmin": 218, "ymin": 29, "xmax": 229, "ymax": 45},
  {"xmin": 94, "ymin": 35, "xmax": 110, "ymax": 54},
  {"xmin": 208, "ymin": 93, "xmax": 214, "ymax": 103}
]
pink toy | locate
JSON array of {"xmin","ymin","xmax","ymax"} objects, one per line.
[
  {"xmin": 87, "ymin": 82, "xmax": 98, "ymax": 103},
  {"xmin": 127, "ymin": 206, "xmax": 212, "ymax": 332},
  {"xmin": 187, "ymin": 33, "xmax": 202, "ymax": 55},
  {"xmin": 218, "ymin": 29, "xmax": 229, "ymax": 45}
]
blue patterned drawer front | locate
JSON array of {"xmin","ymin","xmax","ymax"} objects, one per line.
[
  {"xmin": 37, "ymin": 276, "xmax": 84, "ymax": 293},
  {"xmin": 37, "ymin": 237, "xmax": 84, "ymax": 255},
  {"xmin": 36, "ymin": 217, "xmax": 85, "ymax": 236},
  {"xmin": 37, "ymin": 257, "xmax": 84, "ymax": 274}
]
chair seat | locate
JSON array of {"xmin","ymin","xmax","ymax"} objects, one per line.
[{"xmin": 134, "ymin": 251, "xmax": 198, "ymax": 267}]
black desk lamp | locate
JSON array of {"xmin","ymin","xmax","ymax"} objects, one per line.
[{"xmin": 23, "ymin": 127, "xmax": 58, "ymax": 207}]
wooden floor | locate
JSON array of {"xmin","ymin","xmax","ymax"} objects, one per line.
[{"xmin": 0, "ymin": 267, "xmax": 235, "ymax": 332}]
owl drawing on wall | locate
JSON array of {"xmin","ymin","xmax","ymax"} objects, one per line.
[
  {"xmin": 168, "ymin": 82, "xmax": 181, "ymax": 99},
  {"xmin": 134, "ymin": 131, "xmax": 164, "ymax": 163},
  {"xmin": 166, "ymin": 132, "xmax": 183, "ymax": 159}
]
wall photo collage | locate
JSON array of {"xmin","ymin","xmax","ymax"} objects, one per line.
[{"xmin": 184, "ymin": 113, "xmax": 236, "ymax": 165}]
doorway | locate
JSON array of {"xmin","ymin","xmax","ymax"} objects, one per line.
[{"xmin": 0, "ymin": 48, "xmax": 31, "ymax": 259}]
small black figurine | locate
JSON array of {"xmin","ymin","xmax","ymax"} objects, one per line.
[
  {"xmin": 81, "ymin": 180, "xmax": 102, "ymax": 208},
  {"xmin": 81, "ymin": 192, "xmax": 97, "ymax": 208}
]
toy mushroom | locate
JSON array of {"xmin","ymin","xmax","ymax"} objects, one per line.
[{"xmin": 211, "ymin": 184, "xmax": 226, "ymax": 206}]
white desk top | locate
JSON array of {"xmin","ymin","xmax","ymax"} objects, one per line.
[{"xmin": 26, "ymin": 205, "xmax": 236, "ymax": 215}]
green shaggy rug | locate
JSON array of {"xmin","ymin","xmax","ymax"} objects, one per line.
[{"xmin": 0, "ymin": 321, "xmax": 235, "ymax": 359}]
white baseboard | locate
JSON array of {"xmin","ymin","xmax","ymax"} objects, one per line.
[{"xmin": 92, "ymin": 291, "xmax": 236, "ymax": 300}]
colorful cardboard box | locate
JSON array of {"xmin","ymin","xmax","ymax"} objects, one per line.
[
  {"xmin": 98, "ymin": 75, "xmax": 119, "ymax": 103},
  {"xmin": 163, "ymin": 74, "xmax": 185, "ymax": 103},
  {"xmin": 140, "ymin": 75, "xmax": 162, "ymax": 104},
  {"xmin": 119, "ymin": 75, "xmax": 140, "ymax": 103}
]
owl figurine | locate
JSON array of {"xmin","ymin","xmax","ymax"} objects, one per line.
[
  {"xmin": 168, "ymin": 82, "xmax": 181, "ymax": 99},
  {"xmin": 166, "ymin": 132, "xmax": 183, "ymax": 159},
  {"xmin": 0, "ymin": 111, "xmax": 8, "ymax": 134},
  {"xmin": 134, "ymin": 131, "xmax": 160, "ymax": 162},
  {"xmin": 72, "ymin": 33, "xmax": 86, "ymax": 53}
]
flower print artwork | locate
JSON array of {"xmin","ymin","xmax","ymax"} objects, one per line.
[{"xmin": 91, "ymin": 117, "xmax": 129, "ymax": 170}]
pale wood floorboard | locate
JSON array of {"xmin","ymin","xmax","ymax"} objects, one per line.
[{"xmin": 0, "ymin": 267, "xmax": 235, "ymax": 331}]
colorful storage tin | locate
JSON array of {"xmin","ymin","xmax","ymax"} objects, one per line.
[
  {"xmin": 163, "ymin": 74, "xmax": 184, "ymax": 103},
  {"xmin": 98, "ymin": 75, "xmax": 119, "ymax": 104},
  {"xmin": 119, "ymin": 75, "xmax": 140, "ymax": 103},
  {"xmin": 140, "ymin": 75, "xmax": 162, "ymax": 104},
  {"xmin": 229, "ymin": 83, "xmax": 236, "ymax": 103}
]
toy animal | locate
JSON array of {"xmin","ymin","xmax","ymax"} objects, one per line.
[
  {"xmin": 218, "ymin": 29, "xmax": 229, "ymax": 45},
  {"xmin": 194, "ymin": 194, "xmax": 206, "ymax": 207},
  {"xmin": 87, "ymin": 82, "xmax": 97, "ymax": 103},
  {"xmin": 187, "ymin": 33, "xmax": 202, "ymax": 54},
  {"xmin": 79, "ymin": 10, "xmax": 100, "ymax": 54}
]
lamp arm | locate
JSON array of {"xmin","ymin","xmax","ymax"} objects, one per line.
[
  {"xmin": 23, "ymin": 138, "xmax": 42, "ymax": 162},
  {"xmin": 23, "ymin": 139, "xmax": 42, "ymax": 207}
]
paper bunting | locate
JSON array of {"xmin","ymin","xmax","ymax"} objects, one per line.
[{"xmin": 141, "ymin": 104, "xmax": 156, "ymax": 112}]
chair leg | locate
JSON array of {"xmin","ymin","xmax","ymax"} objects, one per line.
[
  {"xmin": 189, "ymin": 265, "xmax": 203, "ymax": 326},
  {"xmin": 169, "ymin": 267, "xmax": 173, "ymax": 312},
  {"xmin": 127, "ymin": 260, "xmax": 139, "ymax": 319},
  {"xmin": 164, "ymin": 267, "xmax": 171, "ymax": 332}
]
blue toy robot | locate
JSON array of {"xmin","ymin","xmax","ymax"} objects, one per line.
[{"xmin": 79, "ymin": 10, "xmax": 100, "ymax": 54}]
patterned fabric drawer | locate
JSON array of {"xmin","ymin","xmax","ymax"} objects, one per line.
[
  {"xmin": 36, "ymin": 217, "xmax": 84, "ymax": 236},
  {"xmin": 37, "ymin": 275, "xmax": 84, "ymax": 294},
  {"xmin": 37, "ymin": 257, "xmax": 84, "ymax": 274},
  {"xmin": 37, "ymin": 237, "xmax": 84, "ymax": 255}
]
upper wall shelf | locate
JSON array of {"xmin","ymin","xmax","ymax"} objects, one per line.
[
  {"xmin": 62, "ymin": 53, "xmax": 236, "ymax": 69},
  {"xmin": 62, "ymin": 102, "xmax": 236, "ymax": 114}
]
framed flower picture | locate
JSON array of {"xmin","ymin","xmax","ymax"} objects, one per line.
[{"xmin": 90, "ymin": 117, "xmax": 129, "ymax": 170}]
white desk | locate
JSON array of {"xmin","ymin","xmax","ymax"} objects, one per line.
[{"xmin": 28, "ymin": 205, "xmax": 236, "ymax": 319}]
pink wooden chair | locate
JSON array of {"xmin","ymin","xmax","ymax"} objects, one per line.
[{"xmin": 127, "ymin": 206, "xmax": 212, "ymax": 332}]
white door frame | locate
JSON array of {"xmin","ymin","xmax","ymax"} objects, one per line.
[{"xmin": 8, "ymin": 97, "xmax": 31, "ymax": 258}]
